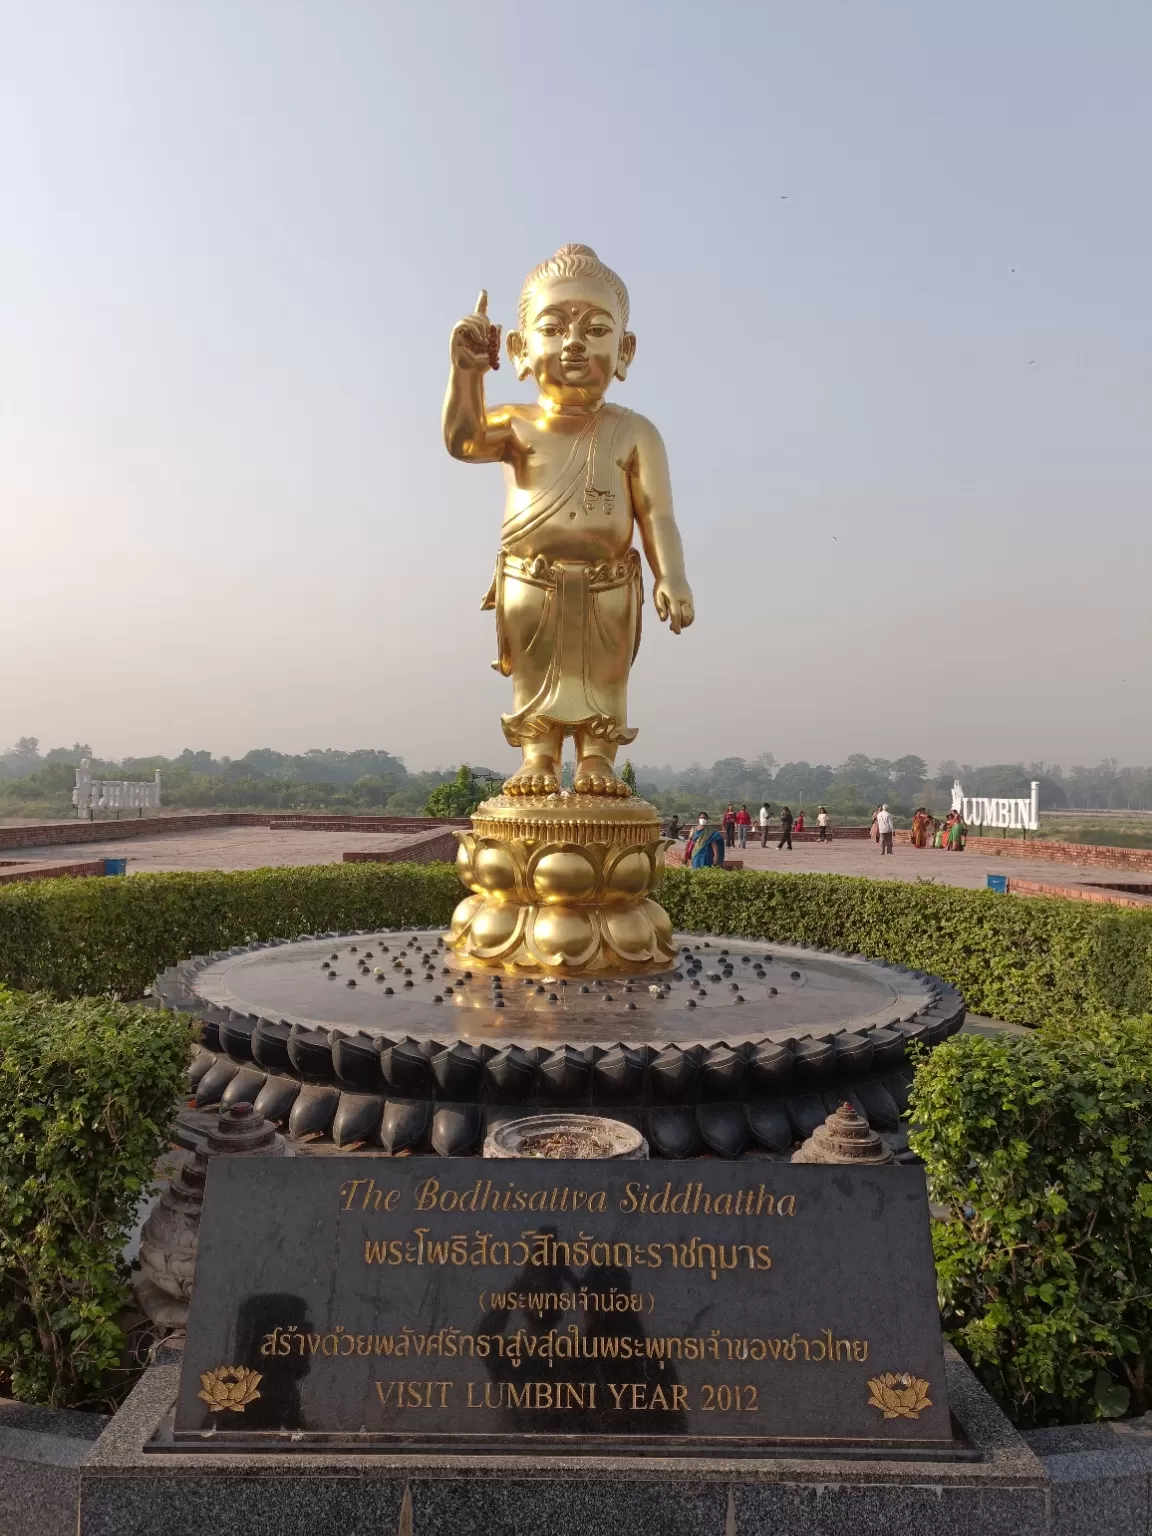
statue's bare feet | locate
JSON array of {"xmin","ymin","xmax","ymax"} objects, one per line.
[
  {"xmin": 573, "ymin": 756, "xmax": 631, "ymax": 797},
  {"xmin": 503, "ymin": 755, "xmax": 560, "ymax": 797}
]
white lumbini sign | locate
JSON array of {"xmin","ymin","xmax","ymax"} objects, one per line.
[
  {"xmin": 73, "ymin": 759, "xmax": 162, "ymax": 818},
  {"xmin": 952, "ymin": 778, "xmax": 1039, "ymax": 832}
]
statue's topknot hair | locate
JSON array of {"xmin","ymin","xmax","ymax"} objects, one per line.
[{"xmin": 518, "ymin": 244, "xmax": 630, "ymax": 331}]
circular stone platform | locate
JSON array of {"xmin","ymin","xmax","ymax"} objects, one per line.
[{"xmin": 155, "ymin": 928, "xmax": 965, "ymax": 1161}]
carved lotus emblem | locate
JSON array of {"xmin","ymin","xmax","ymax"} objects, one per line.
[
  {"xmin": 197, "ymin": 1365, "xmax": 262, "ymax": 1413},
  {"xmin": 867, "ymin": 1372, "xmax": 932, "ymax": 1420}
]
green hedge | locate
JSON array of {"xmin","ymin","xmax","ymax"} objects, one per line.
[
  {"xmin": 0, "ymin": 862, "xmax": 1150, "ymax": 1022},
  {"xmin": 0, "ymin": 863, "xmax": 461, "ymax": 1000},
  {"xmin": 0, "ymin": 987, "xmax": 191, "ymax": 1407},
  {"xmin": 910, "ymin": 1015, "xmax": 1152, "ymax": 1425},
  {"xmin": 659, "ymin": 868, "xmax": 1152, "ymax": 1025}
]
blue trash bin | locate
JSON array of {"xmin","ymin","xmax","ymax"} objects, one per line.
[
  {"xmin": 986, "ymin": 873, "xmax": 1008, "ymax": 894},
  {"xmin": 103, "ymin": 858, "xmax": 128, "ymax": 876}
]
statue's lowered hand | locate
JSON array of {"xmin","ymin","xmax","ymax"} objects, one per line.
[{"xmin": 654, "ymin": 580, "xmax": 695, "ymax": 635}]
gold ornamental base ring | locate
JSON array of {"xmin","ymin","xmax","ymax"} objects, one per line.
[{"xmin": 448, "ymin": 793, "xmax": 676, "ymax": 977}]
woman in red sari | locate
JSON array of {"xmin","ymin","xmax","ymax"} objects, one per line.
[{"xmin": 910, "ymin": 808, "xmax": 930, "ymax": 848}]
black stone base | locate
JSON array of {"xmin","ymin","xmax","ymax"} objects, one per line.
[{"xmin": 155, "ymin": 929, "xmax": 966, "ymax": 1160}]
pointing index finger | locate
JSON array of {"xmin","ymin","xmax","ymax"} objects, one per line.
[{"xmin": 475, "ymin": 289, "xmax": 489, "ymax": 317}]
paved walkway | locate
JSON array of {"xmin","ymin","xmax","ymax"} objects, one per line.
[
  {"xmin": 2, "ymin": 826, "xmax": 422, "ymax": 873},
  {"xmin": 702, "ymin": 837, "xmax": 1115, "ymax": 891},
  {"xmin": 0, "ymin": 821, "xmax": 1120, "ymax": 892}
]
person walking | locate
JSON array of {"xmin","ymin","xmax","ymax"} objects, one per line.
[
  {"xmin": 777, "ymin": 805, "xmax": 794, "ymax": 851},
  {"xmin": 817, "ymin": 806, "xmax": 829, "ymax": 842},
  {"xmin": 667, "ymin": 814, "xmax": 682, "ymax": 842},
  {"xmin": 735, "ymin": 804, "xmax": 751, "ymax": 849},
  {"xmin": 876, "ymin": 803, "xmax": 894, "ymax": 855},
  {"xmin": 793, "ymin": 810, "xmax": 805, "ymax": 833},
  {"xmin": 759, "ymin": 803, "xmax": 771, "ymax": 847},
  {"xmin": 870, "ymin": 805, "xmax": 882, "ymax": 844},
  {"xmin": 722, "ymin": 805, "xmax": 737, "ymax": 849}
]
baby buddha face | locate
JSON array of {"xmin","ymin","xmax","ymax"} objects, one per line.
[{"xmin": 508, "ymin": 275, "xmax": 636, "ymax": 409}]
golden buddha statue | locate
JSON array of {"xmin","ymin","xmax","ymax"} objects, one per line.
[
  {"xmin": 443, "ymin": 243, "xmax": 694, "ymax": 798},
  {"xmin": 443, "ymin": 245, "xmax": 691, "ymax": 974}
]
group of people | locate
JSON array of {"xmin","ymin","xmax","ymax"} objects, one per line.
[
  {"xmin": 906, "ymin": 805, "xmax": 968, "ymax": 850},
  {"xmin": 881, "ymin": 805, "xmax": 969, "ymax": 852},
  {"xmin": 756, "ymin": 804, "xmax": 829, "ymax": 849},
  {"xmin": 670, "ymin": 801, "xmax": 969, "ymax": 863},
  {"xmin": 666, "ymin": 803, "xmax": 831, "ymax": 865}
]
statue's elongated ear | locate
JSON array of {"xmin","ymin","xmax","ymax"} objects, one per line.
[
  {"xmin": 615, "ymin": 331, "xmax": 637, "ymax": 382},
  {"xmin": 506, "ymin": 330, "xmax": 532, "ymax": 381}
]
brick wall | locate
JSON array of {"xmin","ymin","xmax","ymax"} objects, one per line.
[
  {"xmin": 271, "ymin": 817, "xmax": 470, "ymax": 833},
  {"xmin": 343, "ymin": 828, "xmax": 462, "ymax": 865},
  {"xmin": 0, "ymin": 859, "xmax": 107, "ymax": 885},
  {"xmin": 969, "ymin": 835, "xmax": 1152, "ymax": 874},
  {"xmin": 1009, "ymin": 877, "xmax": 1152, "ymax": 909},
  {"xmin": 0, "ymin": 812, "xmax": 470, "ymax": 852}
]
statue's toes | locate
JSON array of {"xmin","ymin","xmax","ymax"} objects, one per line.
[
  {"xmin": 590, "ymin": 774, "xmax": 608, "ymax": 795},
  {"xmin": 573, "ymin": 774, "xmax": 591, "ymax": 794},
  {"xmin": 539, "ymin": 774, "xmax": 559, "ymax": 795}
]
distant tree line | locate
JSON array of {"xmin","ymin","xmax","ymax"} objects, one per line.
[
  {"xmin": 2, "ymin": 739, "xmax": 1149, "ymax": 822},
  {"xmin": 631, "ymin": 756, "xmax": 1152, "ymax": 818},
  {"xmin": 631, "ymin": 753, "xmax": 931, "ymax": 820},
  {"xmin": 0, "ymin": 740, "xmax": 502, "ymax": 819},
  {"xmin": 932, "ymin": 759, "xmax": 1152, "ymax": 812}
]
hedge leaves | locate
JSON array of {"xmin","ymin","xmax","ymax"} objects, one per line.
[{"xmin": 0, "ymin": 989, "xmax": 191, "ymax": 1406}]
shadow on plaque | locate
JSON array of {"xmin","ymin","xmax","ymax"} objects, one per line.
[
  {"xmin": 477, "ymin": 1231, "xmax": 687, "ymax": 1436},
  {"xmin": 216, "ymin": 1292, "xmax": 314, "ymax": 1432}
]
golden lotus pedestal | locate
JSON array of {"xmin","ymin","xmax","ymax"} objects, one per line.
[{"xmin": 448, "ymin": 793, "xmax": 675, "ymax": 976}]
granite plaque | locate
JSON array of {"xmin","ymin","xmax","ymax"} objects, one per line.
[{"xmin": 164, "ymin": 1158, "xmax": 958, "ymax": 1455}]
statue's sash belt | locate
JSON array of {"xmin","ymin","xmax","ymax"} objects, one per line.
[
  {"xmin": 485, "ymin": 548, "xmax": 643, "ymax": 701},
  {"xmin": 502, "ymin": 550, "xmax": 640, "ymax": 592}
]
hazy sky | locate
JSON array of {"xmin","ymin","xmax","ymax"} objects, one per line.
[{"xmin": 2, "ymin": 1, "xmax": 1149, "ymax": 774}]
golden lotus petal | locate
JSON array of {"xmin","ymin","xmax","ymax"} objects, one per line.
[
  {"xmin": 197, "ymin": 1365, "xmax": 263, "ymax": 1414},
  {"xmin": 454, "ymin": 837, "xmax": 476, "ymax": 887},
  {"xmin": 468, "ymin": 900, "xmax": 525, "ymax": 958},
  {"xmin": 472, "ymin": 842, "xmax": 520, "ymax": 895},
  {"xmin": 866, "ymin": 1373, "xmax": 930, "ymax": 1420},
  {"xmin": 527, "ymin": 904, "xmax": 599, "ymax": 968},
  {"xmin": 529, "ymin": 847, "xmax": 600, "ymax": 902},
  {"xmin": 602, "ymin": 845, "xmax": 652, "ymax": 899},
  {"xmin": 448, "ymin": 892, "xmax": 484, "ymax": 944}
]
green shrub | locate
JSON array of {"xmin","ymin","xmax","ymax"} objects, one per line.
[
  {"xmin": 2, "ymin": 862, "xmax": 1150, "ymax": 1023},
  {"xmin": 1093, "ymin": 912, "xmax": 1152, "ymax": 1017},
  {"xmin": 659, "ymin": 867, "xmax": 1152, "ymax": 1025},
  {"xmin": 425, "ymin": 764, "xmax": 501, "ymax": 818},
  {"xmin": 0, "ymin": 987, "xmax": 191, "ymax": 1407},
  {"xmin": 0, "ymin": 863, "xmax": 461, "ymax": 999},
  {"xmin": 909, "ymin": 1015, "xmax": 1152, "ymax": 1425}
]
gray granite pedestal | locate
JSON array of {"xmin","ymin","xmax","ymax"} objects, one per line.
[
  {"xmin": 6, "ymin": 1347, "xmax": 1149, "ymax": 1535},
  {"xmin": 73, "ymin": 1347, "xmax": 1044, "ymax": 1536}
]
